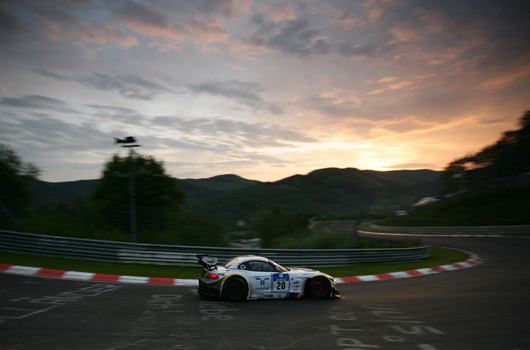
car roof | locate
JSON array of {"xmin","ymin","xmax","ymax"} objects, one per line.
[
  {"xmin": 236, "ymin": 255, "xmax": 269, "ymax": 261},
  {"xmin": 231, "ymin": 255, "xmax": 270, "ymax": 263}
]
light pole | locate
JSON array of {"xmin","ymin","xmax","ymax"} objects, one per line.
[{"xmin": 115, "ymin": 136, "xmax": 140, "ymax": 243}]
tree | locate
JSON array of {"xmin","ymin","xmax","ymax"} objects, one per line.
[
  {"xmin": 0, "ymin": 144, "xmax": 41, "ymax": 226},
  {"xmin": 250, "ymin": 206, "xmax": 296, "ymax": 248},
  {"xmin": 92, "ymin": 151, "xmax": 185, "ymax": 238},
  {"xmin": 157, "ymin": 212, "xmax": 227, "ymax": 247},
  {"xmin": 440, "ymin": 110, "xmax": 530, "ymax": 194}
]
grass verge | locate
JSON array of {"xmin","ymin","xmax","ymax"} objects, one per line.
[{"xmin": 0, "ymin": 246, "xmax": 470, "ymax": 280}]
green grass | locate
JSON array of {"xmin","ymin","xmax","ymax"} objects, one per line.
[
  {"xmin": 0, "ymin": 252, "xmax": 202, "ymax": 279},
  {"xmin": 0, "ymin": 246, "xmax": 469, "ymax": 279}
]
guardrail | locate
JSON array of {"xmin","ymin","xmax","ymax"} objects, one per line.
[
  {"xmin": 370, "ymin": 224, "xmax": 530, "ymax": 235},
  {"xmin": 0, "ymin": 230, "xmax": 430, "ymax": 268}
]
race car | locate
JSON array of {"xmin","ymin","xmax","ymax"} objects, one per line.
[{"xmin": 197, "ymin": 254, "xmax": 340, "ymax": 301}]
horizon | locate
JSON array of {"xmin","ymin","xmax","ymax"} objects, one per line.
[
  {"xmin": 2, "ymin": 1, "xmax": 529, "ymax": 183},
  {"xmin": 36, "ymin": 165, "xmax": 441, "ymax": 184}
]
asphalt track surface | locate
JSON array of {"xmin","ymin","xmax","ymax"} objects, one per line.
[{"xmin": 1, "ymin": 235, "xmax": 529, "ymax": 350}]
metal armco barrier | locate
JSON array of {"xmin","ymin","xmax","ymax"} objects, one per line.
[
  {"xmin": 370, "ymin": 224, "xmax": 530, "ymax": 235},
  {"xmin": 0, "ymin": 230, "xmax": 429, "ymax": 268}
]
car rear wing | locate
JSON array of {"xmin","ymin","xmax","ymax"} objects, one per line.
[{"xmin": 197, "ymin": 254, "xmax": 218, "ymax": 270}]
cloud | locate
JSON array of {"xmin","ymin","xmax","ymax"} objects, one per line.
[
  {"xmin": 240, "ymin": 2, "xmax": 392, "ymax": 59},
  {"xmin": 0, "ymin": 93, "xmax": 315, "ymax": 165},
  {"xmin": 0, "ymin": 3, "xmax": 30, "ymax": 44},
  {"xmin": 45, "ymin": 21, "xmax": 139, "ymax": 49},
  {"xmin": 337, "ymin": 43, "xmax": 378, "ymax": 57},
  {"xmin": 1, "ymin": 0, "xmax": 239, "ymax": 53},
  {"xmin": 34, "ymin": 68, "xmax": 283, "ymax": 111},
  {"xmin": 33, "ymin": 68, "xmax": 284, "ymax": 115},
  {"xmin": 151, "ymin": 116, "xmax": 316, "ymax": 149},
  {"xmin": 246, "ymin": 14, "xmax": 331, "ymax": 56},
  {"xmin": 377, "ymin": 118, "xmax": 431, "ymax": 134},
  {"xmin": 33, "ymin": 68, "xmax": 71, "ymax": 81},
  {"xmin": 33, "ymin": 69, "xmax": 172, "ymax": 100},
  {"xmin": 1, "ymin": 95, "xmax": 64, "ymax": 109},
  {"xmin": 0, "ymin": 95, "xmax": 79, "ymax": 114},
  {"xmin": 109, "ymin": 0, "xmax": 243, "ymax": 51},
  {"xmin": 86, "ymin": 105, "xmax": 148, "ymax": 125},
  {"xmin": 0, "ymin": 111, "xmax": 115, "ymax": 157},
  {"xmin": 297, "ymin": 91, "xmax": 363, "ymax": 120},
  {"xmin": 78, "ymin": 73, "xmax": 172, "ymax": 100},
  {"xmin": 187, "ymin": 80, "xmax": 283, "ymax": 113},
  {"xmin": 367, "ymin": 77, "xmax": 413, "ymax": 95},
  {"xmin": 388, "ymin": 0, "xmax": 530, "ymax": 69},
  {"xmin": 1, "ymin": 0, "xmax": 138, "ymax": 49}
]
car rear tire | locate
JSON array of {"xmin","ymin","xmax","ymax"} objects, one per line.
[
  {"xmin": 222, "ymin": 277, "xmax": 248, "ymax": 301},
  {"xmin": 306, "ymin": 277, "xmax": 331, "ymax": 299}
]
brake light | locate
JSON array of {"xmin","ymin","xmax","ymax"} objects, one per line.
[{"xmin": 205, "ymin": 273, "xmax": 219, "ymax": 280}]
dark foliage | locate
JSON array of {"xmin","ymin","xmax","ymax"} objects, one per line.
[
  {"xmin": 441, "ymin": 110, "xmax": 530, "ymax": 194},
  {"xmin": 92, "ymin": 151, "xmax": 185, "ymax": 233},
  {"xmin": 0, "ymin": 145, "xmax": 41, "ymax": 227},
  {"xmin": 187, "ymin": 168, "xmax": 441, "ymax": 224}
]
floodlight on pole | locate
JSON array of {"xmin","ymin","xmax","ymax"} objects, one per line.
[{"xmin": 115, "ymin": 136, "xmax": 140, "ymax": 243}]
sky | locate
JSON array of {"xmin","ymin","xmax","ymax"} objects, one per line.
[{"xmin": 1, "ymin": 0, "xmax": 529, "ymax": 183}]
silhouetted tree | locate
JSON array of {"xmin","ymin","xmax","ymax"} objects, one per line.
[
  {"xmin": 92, "ymin": 151, "xmax": 185, "ymax": 235},
  {"xmin": 441, "ymin": 110, "xmax": 530, "ymax": 194},
  {"xmin": 0, "ymin": 144, "xmax": 41, "ymax": 226}
]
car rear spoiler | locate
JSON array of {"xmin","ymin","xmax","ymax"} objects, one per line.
[{"xmin": 197, "ymin": 254, "xmax": 218, "ymax": 270}]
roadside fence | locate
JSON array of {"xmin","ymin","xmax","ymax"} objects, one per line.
[
  {"xmin": 370, "ymin": 224, "xmax": 530, "ymax": 235},
  {"xmin": 0, "ymin": 230, "xmax": 430, "ymax": 268}
]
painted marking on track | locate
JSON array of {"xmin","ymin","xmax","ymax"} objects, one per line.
[{"xmin": 0, "ymin": 284, "xmax": 123, "ymax": 323}]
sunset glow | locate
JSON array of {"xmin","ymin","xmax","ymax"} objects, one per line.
[{"xmin": 1, "ymin": 0, "xmax": 529, "ymax": 182}]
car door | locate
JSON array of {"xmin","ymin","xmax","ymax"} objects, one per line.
[
  {"xmin": 245, "ymin": 261, "xmax": 276, "ymax": 297},
  {"xmin": 270, "ymin": 271, "xmax": 290, "ymax": 296}
]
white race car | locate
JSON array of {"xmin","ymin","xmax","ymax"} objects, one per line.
[{"xmin": 197, "ymin": 255, "xmax": 340, "ymax": 301}]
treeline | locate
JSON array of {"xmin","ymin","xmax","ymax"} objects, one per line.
[
  {"xmin": 184, "ymin": 168, "xmax": 440, "ymax": 225},
  {"xmin": 0, "ymin": 148, "xmax": 227, "ymax": 247},
  {"xmin": 440, "ymin": 110, "xmax": 530, "ymax": 194},
  {"xmin": 0, "ymin": 144, "xmax": 422, "ymax": 248},
  {"xmin": 381, "ymin": 110, "xmax": 530, "ymax": 226}
]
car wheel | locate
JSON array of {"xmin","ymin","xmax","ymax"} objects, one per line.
[
  {"xmin": 307, "ymin": 277, "xmax": 331, "ymax": 299},
  {"xmin": 222, "ymin": 277, "xmax": 248, "ymax": 301}
]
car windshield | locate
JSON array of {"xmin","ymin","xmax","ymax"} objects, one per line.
[{"xmin": 271, "ymin": 260, "xmax": 289, "ymax": 272}]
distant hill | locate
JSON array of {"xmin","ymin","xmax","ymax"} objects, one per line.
[
  {"xmin": 26, "ymin": 178, "xmax": 99, "ymax": 208},
  {"xmin": 185, "ymin": 168, "xmax": 441, "ymax": 223},
  {"xmin": 26, "ymin": 168, "xmax": 441, "ymax": 223},
  {"xmin": 26, "ymin": 173, "xmax": 257, "ymax": 209},
  {"xmin": 176, "ymin": 174, "xmax": 259, "ymax": 207}
]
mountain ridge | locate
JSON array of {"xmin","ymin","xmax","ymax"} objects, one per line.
[{"xmin": 26, "ymin": 167, "xmax": 441, "ymax": 222}]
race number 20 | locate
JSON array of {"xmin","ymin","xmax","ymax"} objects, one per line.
[{"xmin": 272, "ymin": 273, "xmax": 290, "ymax": 292}]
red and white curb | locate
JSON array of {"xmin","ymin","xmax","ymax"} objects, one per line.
[
  {"xmin": 0, "ymin": 263, "xmax": 198, "ymax": 286},
  {"xmin": 335, "ymin": 252, "xmax": 483, "ymax": 283},
  {"xmin": 0, "ymin": 252, "xmax": 483, "ymax": 286},
  {"xmin": 359, "ymin": 230, "xmax": 502, "ymax": 238}
]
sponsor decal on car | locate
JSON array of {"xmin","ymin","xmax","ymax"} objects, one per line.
[
  {"xmin": 254, "ymin": 277, "xmax": 271, "ymax": 291},
  {"xmin": 272, "ymin": 273, "xmax": 290, "ymax": 292}
]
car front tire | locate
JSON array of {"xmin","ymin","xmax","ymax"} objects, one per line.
[{"xmin": 306, "ymin": 277, "xmax": 331, "ymax": 299}]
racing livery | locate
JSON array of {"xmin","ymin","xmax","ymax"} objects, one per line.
[{"xmin": 197, "ymin": 255, "xmax": 340, "ymax": 301}]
